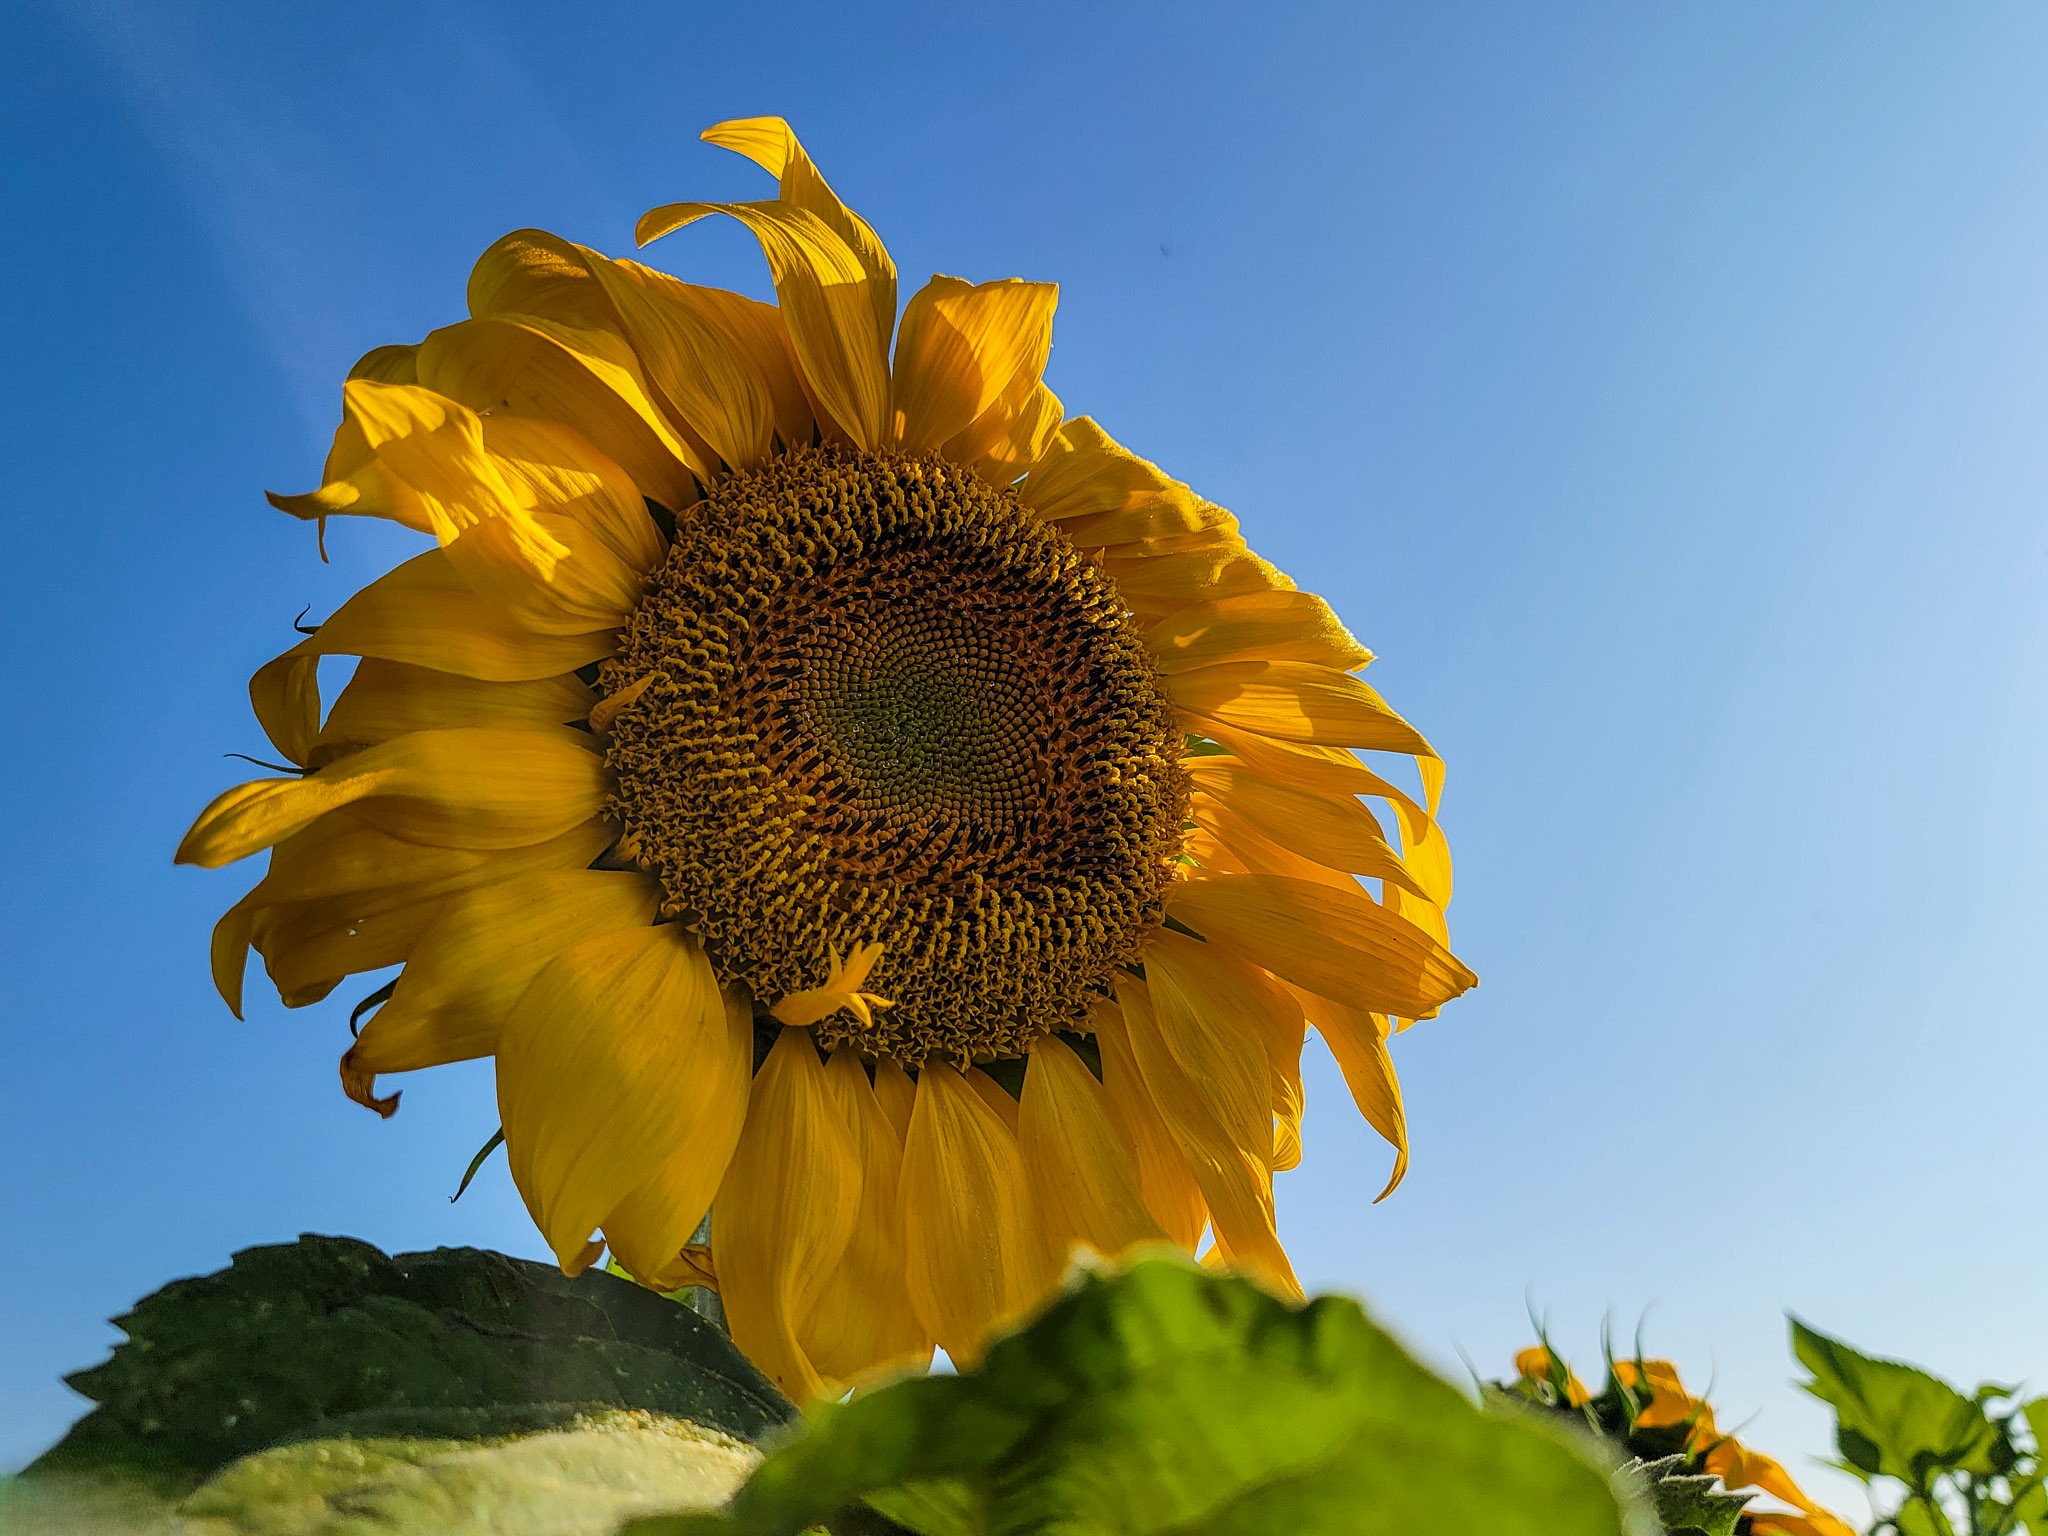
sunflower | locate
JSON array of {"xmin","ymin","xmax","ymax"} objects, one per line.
[
  {"xmin": 1511, "ymin": 1347, "xmax": 1858, "ymax": 1536},
  {"xmin": 179, "ymin": 118, "xmax": 1476, "ymax": 1401}
]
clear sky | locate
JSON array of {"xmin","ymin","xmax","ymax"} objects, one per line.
[{"xmin": 5, "ymin": 0, "xmax": 2046, "ymax": 1511}]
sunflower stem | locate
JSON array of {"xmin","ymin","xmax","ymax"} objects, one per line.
[{"xmin": 682, "ymin": 1213, "xmax": 725, "ymax": 1331}]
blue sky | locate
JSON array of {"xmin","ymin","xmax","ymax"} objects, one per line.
[{"xmin": 5, "ymin": 0, "xmax": 2046, "ymax": 1510}]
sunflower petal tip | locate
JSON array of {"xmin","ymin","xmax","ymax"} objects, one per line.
[
  {"xmin": 173, "ymin": 827, "xmax": 217, "ymax": 869},
  {"xmin": 266, "ymin": 484, "xmax": 357, "ymax": 520},
  {"xmin": 341, "ymin": 1051, "xmax": 401, "ymax": 1119}
]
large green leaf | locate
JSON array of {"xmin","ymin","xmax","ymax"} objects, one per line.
[
  {"xmin": 627, "ymin": 1256, "xmax": 1644, "ymax": 1536},
  {"xmin": 1790, "ymin": 1318, "xmax": 1998, "ymax": 1484},
  {"xmin": 21, "ymin": 1234, "xmax": 794, "ymax": 1497}
]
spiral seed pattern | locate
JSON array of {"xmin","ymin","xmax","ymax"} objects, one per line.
[{"xmin": 602, "ymin": 447, "xmax": 1189, "ymax": 1065}]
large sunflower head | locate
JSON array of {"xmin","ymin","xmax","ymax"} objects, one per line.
[{"xmin": 179, "ymin": 118, "xmax": 1477, "ymax": 1402}]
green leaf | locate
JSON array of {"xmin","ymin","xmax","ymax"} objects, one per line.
[
  {"xmin": 1791, "ymin": 1318, "xmax": 1999, "ymax": 1482},
  {"xmin": 1894, "ymin": 1492, "xmax": 1957, "ymax": 1536},
  {"xmin": 2025, "ymin": 1396, "xmax": 2048, "ymax": 1462},
  {"xmin": 21, "ymin": 1235, "xmax": 794, "ymax": 1497},
  {"xmin": 1624, "ymin": 1455, "xmax": 1751, "ymax": 1536},
  {"xmin": 625, "ymin": 1256, "xmax": 1643, "ymax": 1536},
  {"xmin": 2012, "ymin": 1402, "xmax": 2048, "ymax": 1536}
]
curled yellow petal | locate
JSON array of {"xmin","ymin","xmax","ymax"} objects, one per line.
[
  {"xmin": 336, "ymin": 379, "xmax": 571, "ymax": 575},
  {"xmin": 178, "ymin": 726, "xmax": 607, "ymax": 870},
  {"xmin": 586, "ymin": 256, "xmax": 811, "ymax": 472},
  {"xmin": 769, "ymin": 941, "xmax": 893, "ymax": 1029},
  {"xmin": 1194, "ymin": 718, "xmax": 1453, "ymax": 909},
  {"xmin": 248, "ymin": 548, "xmax": 617, "ymax": 767},
  {"xmin": 418, "ymin": 314, "xmax": 705, "ymax": 509},
  {"xmin": 1293, "ymin": 986, "xmax": 1409, "ymax": 1201},
  {"xmin": 342, "ymin": 868, "xmax": 660, "ymax": 1101},
  {"xmin": 1168, "ymin": 872, "xmax": 1476, "ymax": 1022},
  {"xmin": 637, "ymin": 198, "xmax": 890, "ymax": 450}
]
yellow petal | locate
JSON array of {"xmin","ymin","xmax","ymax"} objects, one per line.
[
  {"xmin": 479, "ymin": 414, "xmax": 667, "ymax": 584},
  {"xmin": 636, "ymin": 198, "xmax": 889, "ymax": 450},
  {"xmin": 350, "ymin": 343, "xmax": 420, "ymax": 384},
  {"xmin": 467, "ymin": 229, "xmax": 622, "ymax": 334},
  {"xmin": 215, "ymin": 820, "xmax": 613, "ymax": 1016},
  {"xmin": 1130, "ymin": 936, "xmax": 1301, "ymax": 1297},
  {"xmin": 249, "ymin": 548, "xmax": 616, "ymax": 766},
  {"xmin": 317, "ymin": 663, "xmax": 594, "ymax": 758},
  {"xmin": 1020, "ymin": 418, "xmax": 1225, "ymax": 547},
  {"xmin": 898, "ymin": 1061, "xmax": 1046, "ymax": 1365},
  {"xmin": 1271, "ymin": 1055, "xmax": 1304, "ymax": 1174},
  {"xmin": 1704, "ymin": 1437, "xmax": 1835, "ymax": 1520},
  {"xmin": 1017, "ymin": 1034, "xmax": 1164, "ymax": 1275},
  {"xmin": 1099, "ymin": 532, "xmax": 1294, "ymax": 620},
  {"xmin": 498, "ymin": 925, "xmax": 749, "ymax": 1278},
  {"xmin": 343, "ymin": 869, "xmax": 660, "ymax": 1089},
  {"xmin": 265, "ymin": 410, "xmax": 421, "ymax": 532},
  {"xmin": 714, "ymin": 1027, "xmax": 862, "ymax": 1403},
  {"xmin": 1382, "ymin": 884, "xmax": 1452, "ymax": 965},
  {"xmin": 335, "ymin": 380, "xmax": 571, "ymax": 574},
  {"xmin": 417, "ymin": 314, "xmax": 705, "ymax": 509},
  {"xmin": 1293, "ymin": 987, "xmax": 1409, "ymax": 1201},
  {"xmin": 1090, "ymin": 997, "xmax": 1208, "ymax": 1250},
  {"xmin": 870, "ymin": 1056, "xmax": 916, "ymax": 1145},
  {"xmin": 799, "ymin": 1049, "xmax": 933, "ymax": 1387},
  {"xmin": 1193, "ymin": 719, "xmax": 1453, "ymax": 908},
  {"xmin": 944, "ymin": 376, "xmax": 1063, "ymax": 485},
  {"xmin": 431, "ymin": 450, "xmax": 653, "ymax": 642},
  {"xmin": 1169, "ymin": 872, "xmax": 1475, "ymax": 1021},
  {"xmin": 965, "ymin": 1066, "xmax": 1020, "ymax": 1134},
  {"xmin": 1172, "ymin": 659, "xmax": 1434, "ymax": 755},
  {"xmin": 253, "ymin": 815, "xmax": 610, "ymax": 910},
  {"xmin": 587, "ymin": 255, "xmax": 813, "ymax": 472},
  {"xmin": 1148, "ymin": 590, "xmax": 1372, "ymax": 674},
  {"xmin": 891, "ymin": 276, "xmax": 1056, "ymax": 453},
  {"xmin": 177, "ymin": 725, "xmax": 607, "ymax": 869},
  {"xmin": 696, "ymin": 116, "xmax": 897, "ymax": 349},
  {"xmin": 209, "ymin": 894, "xmax": 261, "ymax": 1020},
  {"xmin": 1186, "ymin": 797, "xmax": 1381, "ymax": 898},
  {"xmin": 1186, "ymin": 757, "xmax": 1426, "ymax": 897},
  {"xmin": 251, "ymin": 889, "xmax": 446, "ymax": 1012},
  {"xmin": 599, "ymin": 984, "xmax": 756, "ymax": 1289},
  {"xmin": 769, "ymin": 940, "xmax": 894, "ymax": 1030}
]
